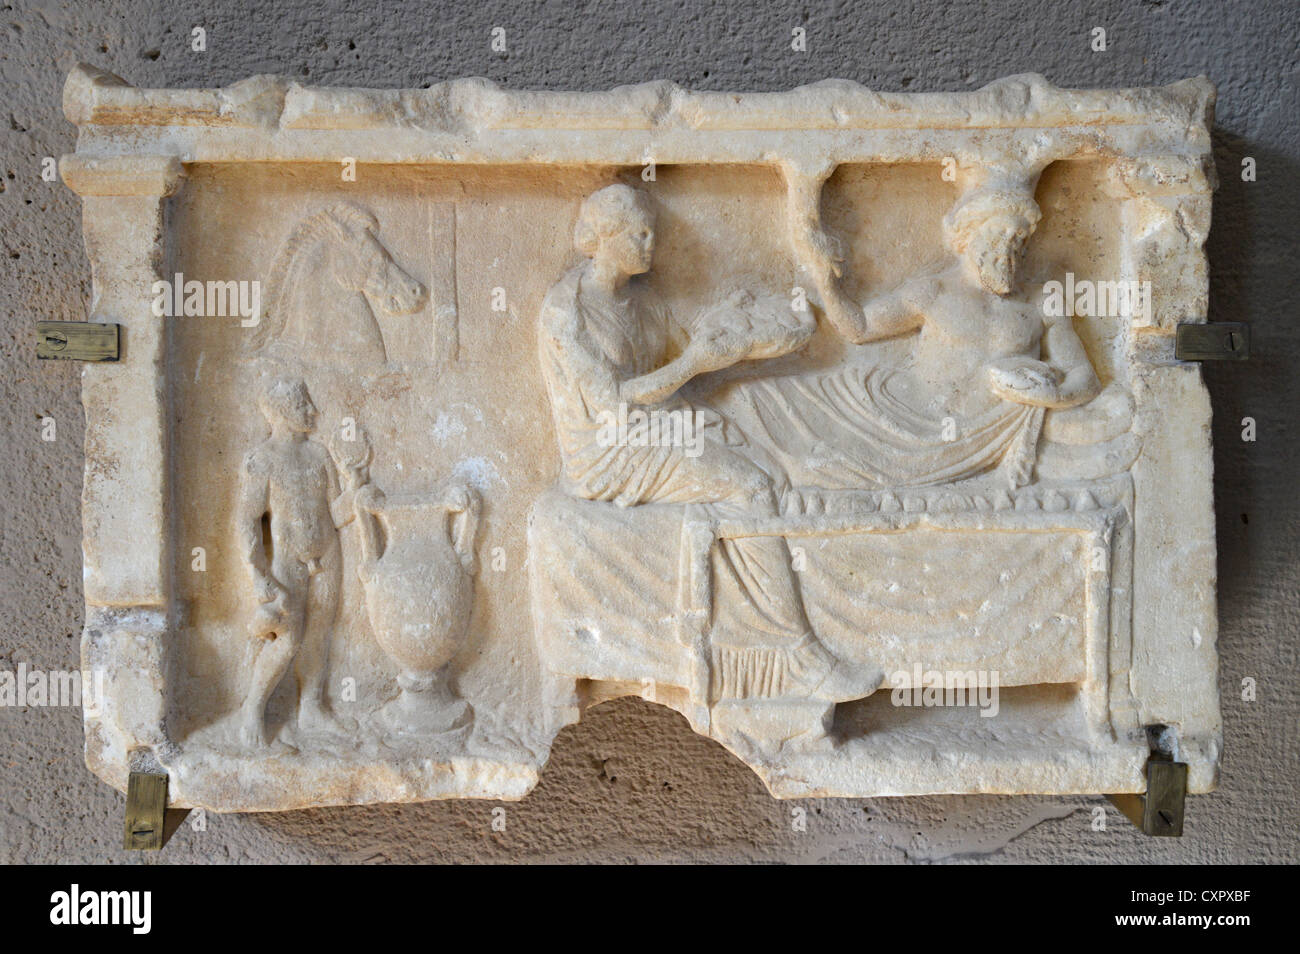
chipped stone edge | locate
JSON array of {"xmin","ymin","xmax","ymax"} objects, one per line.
[{"xmin": 63, "ymin": 62, "xmax": 1214, "ymax": 133}]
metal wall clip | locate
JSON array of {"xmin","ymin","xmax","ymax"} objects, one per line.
[
  {"xmin": 1176, "ymin": 322, "xmax": 1249, "ymax": 361},
  {"xmin": 1107, "ymin": 753, "xmax": 1188, "ymax": 836},
  {"xmin": 36, "ymin": 320, "xmax": 120, "ymax": 361}
]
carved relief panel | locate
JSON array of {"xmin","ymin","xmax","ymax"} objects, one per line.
[{"xmin": 61, "ymin": 66, "xmax": 1220, "ymax": 811}]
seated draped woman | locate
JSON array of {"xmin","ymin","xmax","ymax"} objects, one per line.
[
  {"xmin": 537, "ymin": 184, "xmax": 881, "ymax": 714},
  {"xmin": 735, "ymin": 170, "xmax": 1102, "ymax": 491}
]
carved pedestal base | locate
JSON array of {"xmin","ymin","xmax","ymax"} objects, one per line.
[{"xmin": 380, "ymin": 674, "xmax": 473, "ymax": 740}]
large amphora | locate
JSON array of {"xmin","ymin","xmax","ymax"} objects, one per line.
[{"xmin": 354, "ymin": 481, "xmax": 481, "ymax": 736}]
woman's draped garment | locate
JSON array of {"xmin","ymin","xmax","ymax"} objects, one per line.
[{"xmin": 538, "ymin": 267, "xmax": 828, "ymax": 700}]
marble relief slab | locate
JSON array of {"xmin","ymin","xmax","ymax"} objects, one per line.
[{"xmin": 61, "ymin": 65, "xmax": 1220, "ymax": 811}]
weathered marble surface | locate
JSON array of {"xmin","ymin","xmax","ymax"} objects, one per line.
[{"xmin": 61, "ymin": 65, "xmax": 1220, "ymax": 811}]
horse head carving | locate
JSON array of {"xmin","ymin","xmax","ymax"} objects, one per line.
[{"xmin": 248, "ymin": 203, "xmax": 427, "ymax": 366}]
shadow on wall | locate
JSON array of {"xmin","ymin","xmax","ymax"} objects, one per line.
[
  {"xmin": 1206, "ymin": 72, "xmax": 1300, "ymax": 625},
  {"xmin": 231, "ymin": 694, "xmax": 1114, "ymax": 863}
]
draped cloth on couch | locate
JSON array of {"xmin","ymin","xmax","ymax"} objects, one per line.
[{"xmin": 724, "ymin": 364, "xmax": 1045, "ymax": 491}]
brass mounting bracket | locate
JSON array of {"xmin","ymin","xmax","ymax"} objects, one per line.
[
  {"xmin": 124, "ymin": 770, "xmax": 188, "ymax": 850},
  {"xmin": 36, "ymin": 320, "xmax": 120, "ymax": 361},
  {"xmin": 1107, "ymin": 754, "xmax": 1189, "ymax": 836},
  {"xmin": 1175, "ymin": 321, "xmax": 1249, "ymax": 361}
]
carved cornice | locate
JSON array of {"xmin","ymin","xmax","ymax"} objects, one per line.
[
  {"xmin": 64, "ymin": 64, "xmax": 1215, "ymax": 133},
  {"xmin": 60, "ymin": 154, "xmax": 185, "ymax": 197}
]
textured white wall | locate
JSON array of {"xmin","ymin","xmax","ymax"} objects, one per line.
[{"xmin": 1, "ymin": 0, "xmax": 1295, "ymax": 863}]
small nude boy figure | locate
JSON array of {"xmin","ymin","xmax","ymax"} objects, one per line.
[{"xmin": 236, "ymin": 377, "xmax": 356, "ymax": 748}]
